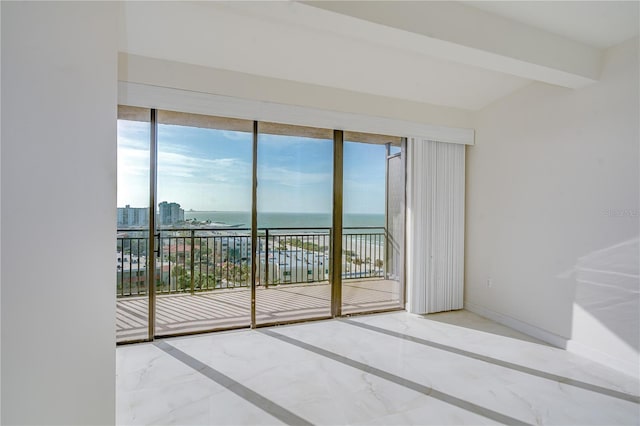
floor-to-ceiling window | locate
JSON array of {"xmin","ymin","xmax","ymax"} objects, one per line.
[
  {"xmin": 341, "ymin": 133, "xmax": 405, "ymax": 315},
  {"xmin": 116, "ymin": 107, "xmax": 151, "ymax": 343},
  {"xmin": 155, "ymin": 111, "xmax": 254, "ymax": 336},
  {"xmin": 116, "ymin": 107, "xmax": 405, "ymax": 343},
  {"xmin": 256, "ymin": 123, "xmax": 334, "ymax": 325}
]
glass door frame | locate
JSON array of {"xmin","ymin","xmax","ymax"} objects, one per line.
[
  {"xmin": 147, "ymin": 109, "xmax": 158, "ymax": 339},
  {"xmin": 331, "ymin": 130, "xmax": 344, "ymax": 317},
  {"xmin": 387, "ymin": 138, "xmax": 407, "ymax": 310},
  {"xmin": 253, "ymin": 123, "xmax": 335, "ymax": 327}
]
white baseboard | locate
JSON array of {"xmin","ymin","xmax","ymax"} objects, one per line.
[
  {"xmin": 566, "ymin": 339, "xmax": 639, "ymax": 378},
  {"xmin": 465, "ymin": 302, "xmax": 639, "ymax": 378},
  {"xmin": 464, "ymin": 302, "xmax": 568, "ymax": 348}
]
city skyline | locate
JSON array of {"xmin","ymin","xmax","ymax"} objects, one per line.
[
  {"xmin": 117, "ymin": 120, "xmax": 387, "ymax": 214},
  {"xmin": 116, "ymin": 206, "xmax": 387, "ymax": 215}
]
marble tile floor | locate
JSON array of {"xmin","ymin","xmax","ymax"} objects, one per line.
[{"xmin": 117, "ymin": 310, "xmax": 640, "ymax": 425}]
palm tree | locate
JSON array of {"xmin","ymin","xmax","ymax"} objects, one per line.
[{"xmin": 171, "ymin": 265, "xmax": 189, "ymax": 291}]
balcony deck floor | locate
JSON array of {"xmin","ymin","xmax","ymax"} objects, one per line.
[{"xmin": 117, "ymin": 279, "xmax": 402, "ymax": 342}]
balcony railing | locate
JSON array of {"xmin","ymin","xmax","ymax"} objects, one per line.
[{"xmin": 116, "ymin": 227, "xmax": 390, "ymax": 297}]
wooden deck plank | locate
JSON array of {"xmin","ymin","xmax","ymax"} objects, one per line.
[{"xmin": 116, "ymin": 279, "xmax": 402, "ymax": 342}]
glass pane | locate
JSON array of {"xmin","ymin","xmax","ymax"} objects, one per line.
[
  {"xmin": 116, "ymin": 107, "xmax": 150, "ymax": 343},
  {"xmin": 342, "ymin": 140, "xmax": 402, "ymax": 314},
  {"xmin": 155, "ymin": 110, "xmax": 253, "ymax": 335},
  {"xmin": 256, "ymin": 123, "xmax": 333, "ymax": 325},
  {"xmin": 386, "ymin": 152, "xmax": 405, "ymax": 303}
]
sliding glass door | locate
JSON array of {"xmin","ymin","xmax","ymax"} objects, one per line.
[
  {"xmin": 116, "ymin": 106, "xmax": 405, "ymax": 343},
  {"xmin": 341, "ymin": 135, "xmax": 404, "ymax": 314},
  {"xmin": 255, "ymin": 123, "xmax": 334, "ymax": 325},
  {"xmin": 385, "ymin": 144, "xmax": 405, "ymax": 309},
  {"xmin": 116, "ymin": 107, "xmax": 151, "ymax": 343},
  {"xmin": 154, "ymin": 111, "xmax": 254, "ymax": 336}
]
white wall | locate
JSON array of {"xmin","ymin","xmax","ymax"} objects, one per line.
[
  {"xmin": 1, "ymin": 2, "xmax": 117, "ymax": 424},
  {"xmin": 0, "ymin": 2, "xmax": 3, "ymax": 420},
  {"xmin": 465, "ymin": 37, "xmax": 639, "ymax": 376}
]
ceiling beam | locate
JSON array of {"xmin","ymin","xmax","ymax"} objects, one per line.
[{"xmin": 295, "ymin": 1, "xmax": 602, "ymax": 88}]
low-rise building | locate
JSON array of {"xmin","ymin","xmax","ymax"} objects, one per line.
[{"xmin": 258, "ymin": 249, "xmax": 329, "ymax": 284}]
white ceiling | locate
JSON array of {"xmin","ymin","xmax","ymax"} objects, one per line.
[
  {"xmin": 119, "ymin": 1, "xmax": 638, "ymax": 112},
  {"xmin": 463, "ymin": 1, "xmax": 640, "ymax": 49}
]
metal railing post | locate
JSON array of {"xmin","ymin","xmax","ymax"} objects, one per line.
[
  {"xmin": 264, "ymin": 228, "xmax": 269, "ymax": 288},
  {"xmin": 190, "ymin": 230, "xmax": 195, "ymax": 295},
  {"xmin": 385, "ymin": 142, "xmax": 390, "ymax": 281},
  {"xmin": 384, "ymin": 228, "xmax": 388, "ymax": 279}
]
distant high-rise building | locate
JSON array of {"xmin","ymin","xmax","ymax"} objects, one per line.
[
  {"xmin": 158, "ymin": 201, "xmax": 185, "ymax": 225},
  {"xmin": 117, "ymin": 205, "xmax": 149, "ymax": 227}
]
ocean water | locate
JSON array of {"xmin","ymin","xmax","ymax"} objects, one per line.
[{"xmin": 184, "ymin": 211, "xmax": 384, "ymax": 229}]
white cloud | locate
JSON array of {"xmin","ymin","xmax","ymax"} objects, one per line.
[
  {"xmin": 158, "ymin": 151, "xmax": 251, "ymax": 182},
  {"xmin": 118, "ymin": 135, "xmax": 149, "ymax": 151},
  {"xmin": 221, "ymin": 130, "xmax": 251, "ymax": 141},
  {"xmin": 118, "ymin": 147, "xmax": 149, "ymax": 177},
  {"xmin": 258, "ymin": 165, "xmax": 331, "ymax": 187}
]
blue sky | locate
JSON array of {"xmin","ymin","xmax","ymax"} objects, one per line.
[{"xmin": 117, "ymin": 121, "xmax": 386, "ymax": 214}]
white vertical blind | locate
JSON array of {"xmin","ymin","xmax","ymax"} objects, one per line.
[{"xmin": 407, "ymin": 138, "xmax": 465, "ymax": 314}]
